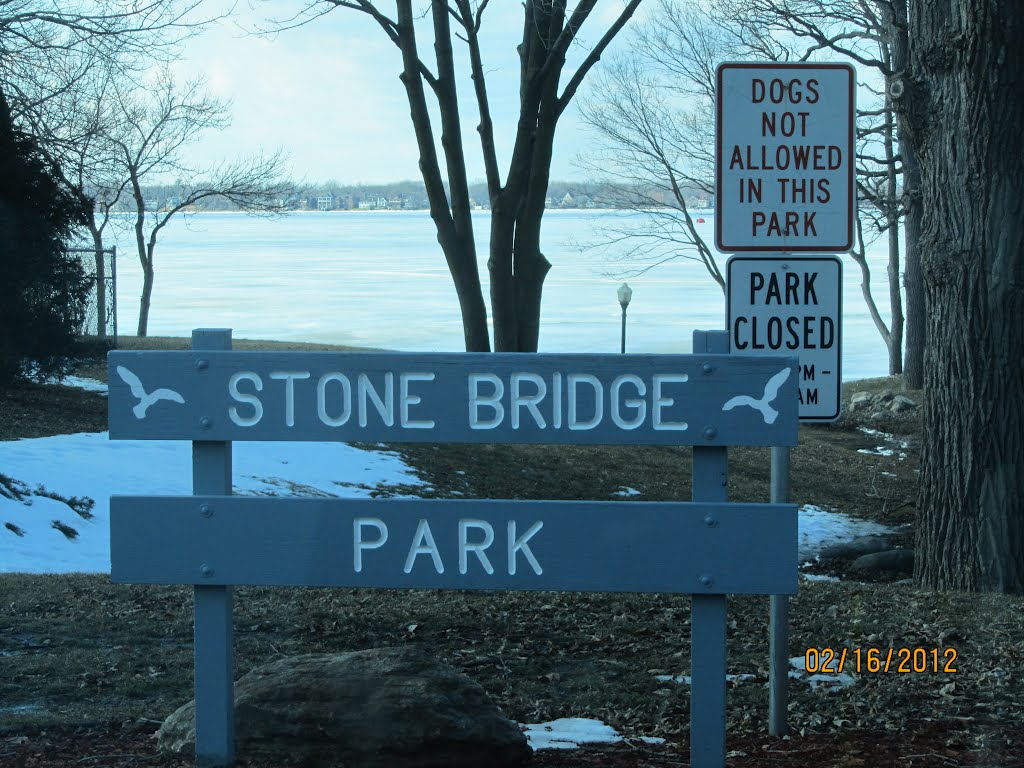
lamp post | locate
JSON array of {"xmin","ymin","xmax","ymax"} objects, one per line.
[{"xmin": 617, "ymin": 282, "xmax": 632, "ymax": 353}]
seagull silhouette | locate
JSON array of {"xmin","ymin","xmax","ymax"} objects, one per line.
[
  {"xmin": 116, "ymin": 365, "xmax": 185, "ymax": 419},
  {"xmin": 721, "ymin": 368, "xmax": 792, "ymax": 424}
]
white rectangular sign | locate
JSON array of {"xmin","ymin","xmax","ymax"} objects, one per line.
[
  {"xmin": 716, "ymin": 62, "xmax": 855, "ymax": 253},
  {"xmin": 727, "ymin": 256, "xmax": 842, "ymax": 421}
]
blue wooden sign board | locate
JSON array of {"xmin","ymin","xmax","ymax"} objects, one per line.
[
  {"xmin": 107, "ymin": 329, "xmax": 800, "ymax": 768},
  {"xmin": 110, "ymin": 497, "xmax": 798, "ymax": 595},
  {"xmin": 107, "ymin": 351, "xmax": 799, "ymax": 446}
]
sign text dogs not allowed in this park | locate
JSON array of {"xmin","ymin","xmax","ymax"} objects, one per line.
[{"xmin": 715, "ymin": 62, "xmax": 855, "ymax": 253}]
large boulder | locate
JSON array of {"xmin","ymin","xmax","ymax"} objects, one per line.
[
  {"xmin": 849, "ymin": 548, "xmax": 915, "ymax": 577},
  {"xmin": 157, "ymin": 647, "xmax": 531, "ymax": 768},
  {"xmin": 819, "ymin": 535, "xmax": 893, "ymax": 561}
]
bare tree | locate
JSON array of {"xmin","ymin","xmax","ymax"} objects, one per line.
[
  {"xmin": 1, "ymin": 0, "xmax": 216, "ymax": 339},
  {"xmin": 101, "ymin": 68, "xmax": 294, "ymax": 335},
  {"xmin": 16, "ymin": 54, "xmax": 132, "ymax": 336},
  {"xmin": 908, "ymin": 0, "xmax": 1023, "ymax": 593},
  {"xmin": 279, "ymin": 0, "xmax": 643, "ymax": 352},
  {"xmin": 576, "ymin": 1, "xmax": 743, "ymax": 292},
  {"xmin": 722, "ymin": 0, "xmax": 923, "ymax": 383},
  {"xmin": 579, "ymin": 0, "xmax": 909, "ymax": 377}
]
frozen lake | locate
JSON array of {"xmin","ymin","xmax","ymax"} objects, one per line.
[{"xmin": 105, "ymin": 209, "xmax": 894, "ymax": 380}]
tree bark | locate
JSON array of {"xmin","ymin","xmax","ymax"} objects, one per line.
[
  {"xmin": 882, "ymin": 101, "xmax": 904, "ymax": 375},
  {"xmin": 910, "ymin": 0, "xmax": 1024, "ymax": 592},
  {"xmin": 887, "ymin": 0, "xmax": 924, "ymax": 389},
  {"xmin": 137, "ymin": 267, "xmax": 153, "ymax": 337},
  {"xmin": 131, "ymin": 176, "xmax": 150, "ymax": 337},
  {"xmin": 90, "ymin": 225, "xmax": 107, "ymax": 338}
]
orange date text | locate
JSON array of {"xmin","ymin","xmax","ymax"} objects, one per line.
[{"xmin": 803, "ymin": 646, "xmax": 958, "ymax": 674}]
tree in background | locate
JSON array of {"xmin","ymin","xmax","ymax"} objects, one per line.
[
  {"xmin": 576, "ymin": 2, "xmax": 740, "ymax": 292},
  {"xmin": 579, "ymin": 0, "xmax": 915, "ymax": 378},
  {"xmin": 1, "ymin": 0, "xmax": 211, "ymax": 341},
  {"xmin": 908, "ymin": 0, "xmax": 1023, "ymax": 592},
  {"xmin": 726, "ymin": 0, "xmax": 922, "ymax": 383},
  {"xmin": 99, "ymin": 67, "xmax": 294, "ymax": 336},
  {"xmin": 301, "ymin": 0, "xmax": 643, "ymax": 352},
  {"xmin": 17, "ymin": 54, "xmax": 131, "ymax": 338},
  {"xmin": 0, "ymin": 88, "xmax": 92, "ymax": 388}
]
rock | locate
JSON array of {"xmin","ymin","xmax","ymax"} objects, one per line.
[
  {"xmin": 819, "ymin": 535, "xmax": 893, "ymax": 561},
  {"xmin": 849, "ymin": 549, "xmax": 914, "ymax": 576},
  {"xmin": 889, "ymin": 395, "xmax": 918, "ymax": 413},
  {"xmin": 848, "ymin": 391, "xmax": 874, "ymax": 413},
  {"xmin": 157, "ymin": 647, "xmax": 531, "ymax": 768}
]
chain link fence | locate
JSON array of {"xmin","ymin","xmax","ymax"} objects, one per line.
[{"xmin": 68, "ymin": 246, "xmax": 117, "ymax": 343}]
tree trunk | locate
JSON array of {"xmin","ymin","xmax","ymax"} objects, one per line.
[
  {"xmin": 488, "ymin": 198, "xmax": 519, "ymax": 351},
  {"xmin": 137, "ymin": 263, "xmax": 153, "ymax": 337},
  {"xmin": 89, "ymin": 223, "xmax": 107, "ymax": 338},
  {"xmin": 888, "ymin": 0, "xmax": 925, "ymax": 389},
  {"xmin": 901, "ymin": 167, "xmax": 924, "ymax": 387},
  {"xmin": 910, "ymin": 0, "xmax": 1024, "ymax": 592},
  {"xmin": 883, "ymin": 102, "xmax": 904, "ymax": 375}
]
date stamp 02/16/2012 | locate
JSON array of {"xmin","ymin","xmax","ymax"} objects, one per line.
[{"xmin": 804, "ymin": 647, "xmax": 959, "ymax": 675}]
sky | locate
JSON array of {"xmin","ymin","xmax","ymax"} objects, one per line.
[{"xmin": 168, "ymin": 1, "xmax": 644, "ymax": 184}]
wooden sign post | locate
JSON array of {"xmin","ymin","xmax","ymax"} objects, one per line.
[{"xmin": 109, "ymin": 329, "xmax": 799, "ymax": 768}]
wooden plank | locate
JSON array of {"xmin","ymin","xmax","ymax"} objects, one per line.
[
  {"xmin": 107, "ymin": 351, "xmax": 799, "ymax": 446},
  {"xmin": 691, "ymin": 329, "xmax": 730, "ymax": 768},
  {"xmin": 769, "ymin": 446, "xmax": 792, "ymax": 737},
  {"xmin": 190, "ymin": 329, "xmax": 234, "ymax": 768},
  {"xmin": 109, "ymin": 497, "xmax": 798, "ymax": 595}
]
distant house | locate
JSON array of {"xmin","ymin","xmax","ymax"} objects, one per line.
[
  {"xmin": 357, "ymin": 196, "xmax": 389, "ymax": 210},
  {"xmin": 317, "ymin": 193, "xmax": 334, "ymax": 211}
]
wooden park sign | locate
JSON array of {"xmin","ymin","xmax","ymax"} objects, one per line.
[
  {"xmin": 108, "ymin": 349, "xmax": 799, "ymax": 446},
  {"xmin": 109, "ymin": 329, "xmax": 799, "ymax": 768}
]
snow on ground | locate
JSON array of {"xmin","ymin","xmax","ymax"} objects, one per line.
[
  {"xmin": 653, "ymin": 657, "xmax": 858, "ymax": 693},
  {"xmin": 0, "ymin": 432, "xmax": 425, "ymax": 574},
  {"xmin": 57, "ymin": 375, "xmax": 109, "ymax": 394},
  {"xmin": 523, "ymin": 718, "xmax": 664, "ymax": 750},
  {"xmin": 797, "ymin": 504, "xmax": 893, "ymax": 562}
]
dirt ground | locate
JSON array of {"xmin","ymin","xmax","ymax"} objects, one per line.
[{"xmin": 1, "ymin": 339, "xmax": 1022, "ymax": 767}]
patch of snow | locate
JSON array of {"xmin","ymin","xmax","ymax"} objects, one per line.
[
  {"xmin": 788, "ymin": 655, "xmax": 857, "ymax": 691},
  {"xmin": 522, "ymin": 717, "xmax": 664, "ymax": 751},
  {"xmin": 655, "ymin": 673, "xmax": 758, "ymax": 686},
  {"xmin": 1, "ymin": 433, "xmax": 426, "ymax": 574},
  {"xmin": 612, "ymin": 486, "xmax": 642, "ymax": 497},
  {"xmin": 58, "ymin": 376, "xmax": 108, "ymax": 394},
  {"xmin": 798, "ymin": 504, "xmax": 893, "ymax": 561},
  {"xmin": 856, "ymin": 427, "xmax": 909, "ymax": 459}
]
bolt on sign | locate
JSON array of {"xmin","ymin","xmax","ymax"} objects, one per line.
[
  {"xmin": 715, "ymin": 62, "xmax": 856, "ymax": 253},
  {"xmin": 728, "ymin": 256, "xmax": 842, "ymax": 421}
]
